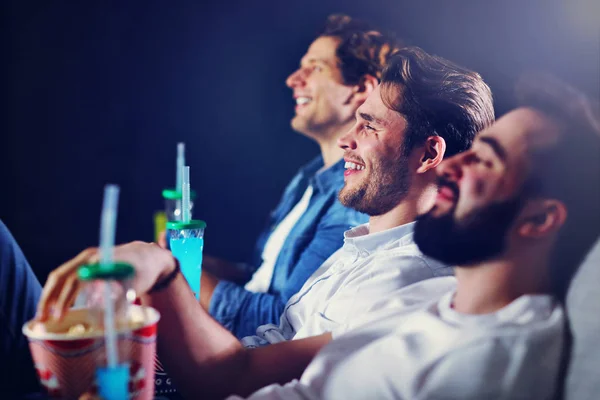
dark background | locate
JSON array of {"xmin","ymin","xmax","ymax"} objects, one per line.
[{"xmin": 2, "ymin": 0, "xmax": 599, "ymax": 283}]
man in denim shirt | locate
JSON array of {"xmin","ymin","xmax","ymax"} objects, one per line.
[{"xmin": 200, "ymin": 15, "xmax": 402, "ymax": 338}]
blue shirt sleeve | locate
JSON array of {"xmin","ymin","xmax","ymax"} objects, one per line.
[{"xmin": 209, "ymin": 203, "xmax": 367, "ymax": 339}]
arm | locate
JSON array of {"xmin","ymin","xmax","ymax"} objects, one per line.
[
  {"xmin": 37, "ymin": 242, "xmax": 331, "ymax": 399},
  {"xmin": 0, "ymin": 220, "xmax": 43, "ymax": 395},
  {"xmin": 208, "ymin": 203, "xmax": 362, "ymax": 338},
  {"xmin": 151, "ymin": 273, "xmax": 331, "ymax": 399}
]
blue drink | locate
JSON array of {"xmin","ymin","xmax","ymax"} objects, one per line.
[
  {"xmin": 170, "ymin": 236, "xmax": 203, "ymax": 298},
  {"xmin": 166, "ymin": 220, "xmax": 206, "ymax": 300}
]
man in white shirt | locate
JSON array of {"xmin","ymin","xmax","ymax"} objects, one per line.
[{"xmin": 37, "ymin": 47, "xmax": 496, "ymax": 398}]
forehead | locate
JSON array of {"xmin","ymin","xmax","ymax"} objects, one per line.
[
  {"xmin": 357, "ymin": 85, "xmax": 406, "ymax": 129},
  {"xmin": 476, "ymin": 107, "xmax": 561, "ymax": 163},
  {"xmin": 300, "ymin": 36, "xmax": 340, "ymax": 66}
]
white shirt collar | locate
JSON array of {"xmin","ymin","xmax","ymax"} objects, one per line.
[
  {"xmin": 342, "ymin": 222, "xmax": 416, "ymax": 255},
  {"xmin": 437, "ymin": 291, "xmax": 557, "ymax": 328}
]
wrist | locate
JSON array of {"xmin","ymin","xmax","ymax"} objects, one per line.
[
  {"xmin": 159, "ymin": 252, "xmax": 178, "ymax": 281},
  {"xmin": 150, "ymin": 253, "xmax": 180, "ymax": 294}
]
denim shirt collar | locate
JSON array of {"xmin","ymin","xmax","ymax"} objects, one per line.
[{"xmin": 300, "ymin": 156, "xmax": 345, "ymax": 194}]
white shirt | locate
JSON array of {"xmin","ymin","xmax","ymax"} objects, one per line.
[
  {"xmin": 241, "ymin": 222, "xmax": 452, "ymax": 347},
  {"xmin": 240, "ymin": 285, "xmax": 565, "ymax": 400},
  {"xmin": 245, "ymin": 185, "xmax": 314, "ymax": 293}
]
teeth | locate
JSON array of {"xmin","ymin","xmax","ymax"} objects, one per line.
[
  {"xmin": 296, "ymin": 97, "xmax": 312, "ymax": 105},
  {"xmin": 344, "ymin": 161, "xmax": 365, "ymax": 171}
]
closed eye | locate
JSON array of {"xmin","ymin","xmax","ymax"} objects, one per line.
[{"xmin": 469, "ymin": 153, "xmax": 494, "ymax": 169}]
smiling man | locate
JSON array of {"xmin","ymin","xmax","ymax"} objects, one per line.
[
  {"xmin": 38, "ymin": 47, "xmax": 495, "ymax": 398},
  {"xmin": 199, "ymin": 15, "xmax": 400, "ymax": 338}
]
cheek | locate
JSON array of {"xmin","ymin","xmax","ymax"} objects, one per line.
[
  {"xmin": 455, "ymin": 177, "xmax": 492, "ymax": 218},
  {"xmin": 358, "ymin": 143, "xmax": 382, "ymax": 166},
  {"xmin": 319, "ymin": 82, "xmax": 352, "ymax": 105}
]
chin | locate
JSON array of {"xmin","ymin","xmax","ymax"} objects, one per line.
[
  {"xmin": 291, "ymin": 118, "xmax": 316, "ymax": 137},
  {"xmin": 291, "ymin": 117, "xmax": 305, "ymax": 131},
  {"xmin": 338, "ymin": 187, "xmax": 359, "ymax": 208}
]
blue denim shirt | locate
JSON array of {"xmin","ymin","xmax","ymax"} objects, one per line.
[{"xmin": 209, "ymin": 156, "xmax": 368, "ymax": 338}]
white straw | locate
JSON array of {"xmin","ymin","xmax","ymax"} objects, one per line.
[
  {"xmin": 176, "ymin": 143, "xmax": 185, "ymax": 190},
  {"xmin": 181, "ymin": 166, "xmax": 191, "ymax": 223}
]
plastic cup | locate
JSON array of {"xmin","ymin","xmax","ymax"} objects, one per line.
[
  {"xmin": 167, "ymin": 220, "xmax": 206, "ymax": 299},
  {"xmin": 154, "ymin": 211, "xmax": 168, "ymax": 242},
  {"xmin": 22, "ymin": 305, "xmax": 160, "ymax": 400},
  {"xmin": 161, "ymin": 189, "xmax": 196, "ymax": 223}
]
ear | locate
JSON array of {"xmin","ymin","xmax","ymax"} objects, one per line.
[
  {"xmin": 349, "ymin": 74, "xmax": 378, "ymax": 104},
  {"xmin": 516, "ymin": 199, "xmax": 568, "ymax": 239},
  {"xmin": 416, "ymin": 136, "xmax": 447, "ymax": 174}
]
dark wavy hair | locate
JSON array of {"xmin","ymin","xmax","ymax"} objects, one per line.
[
  {"xmin": 515, "ymin": 73, "xmax": 600, "ymax": 300},
  {"xmin": 380, "ymin": 46, "xmax": 495, "ymax": 158},
  {"xmin": 319, "ymin": 14, "xmax": 402, "ymax": 85}
]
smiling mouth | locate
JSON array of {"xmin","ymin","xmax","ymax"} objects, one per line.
[
  {"xmin": 436, "ymin": 177, "xmax": 459, "ymax": 204},
  {"xmin": 344, "ymin": 160, "xmax": 366, "ymax": 177},
  {"xmin": 344, "ymin": 161, "xmax": 365, "ymax": 171},
  {"xmin": 295, "ymin": 97, "xmax": 312, "ymax": 107},
  {"xmin": 437, "ymin": 186, "xmax": 456, "ymax": 202}
]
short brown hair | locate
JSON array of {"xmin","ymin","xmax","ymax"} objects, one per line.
[
  {"xmin": 516, "ymin": 74, "xmax": 600, "ymax": 299},
  {"xmin": 319, "ymin": 14, "xmax": 402, "ymax": 85},
  {"xmin": 380, "ymin": 47, "xmax": 495, "ymax": 158}
]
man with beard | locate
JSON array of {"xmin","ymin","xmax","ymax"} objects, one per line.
[
  {"xmin": 221, "ymin": 75, "xmax": 597, "ymax": 400},
  {"xmin": 36, "ymin": 47, "xmax": 494, "ymax": 398}
]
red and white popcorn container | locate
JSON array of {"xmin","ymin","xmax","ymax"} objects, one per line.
[{"xmin": 22, "ymin": 305, "xmax": 160, "ymax": 400}]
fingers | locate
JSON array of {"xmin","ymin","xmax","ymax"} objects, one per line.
[
  {"xmin": 53, "ymin": 272, "xmax": 81, "ymax": 321},
  {"xmin": 37, "ymin": 247, "xmax": 97, "ymax": 321},
  {"xmin": 158, "ymin": 230, "xmax": 167, "ymax": 249}
]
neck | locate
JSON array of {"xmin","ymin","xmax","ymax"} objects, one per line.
[
  {"xmin": 452, "ymin": 245, "xmax": 552, "ymax": 315},
  {"xmin": 368, "ymin": 183, "xmax": 438, "ymax": 234},
  {"xmin": 314, "ymin": 120, "xmax": 355, "ymax": 168}
]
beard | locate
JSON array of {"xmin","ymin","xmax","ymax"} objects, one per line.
[
  {"xmin": 414, "ymin": 195, "xmax": 525, "ymax": 266},
  {"xmin": 339, "ymin": 147, "xmax": 411, "ymax": 216}
]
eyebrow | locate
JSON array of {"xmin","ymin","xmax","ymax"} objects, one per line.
[
  {"xmin": 479, "ymin": 136, "xmax": 507, "ymax": 161},
  {"xmin": 359, "ymin": 112, "xmax": 386, "ymax": 127},
  {"xmin": 300, "ymin": 57, "xmax": 329, "ymax": 68}
]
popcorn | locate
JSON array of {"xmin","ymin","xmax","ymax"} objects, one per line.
[{"xmin": 67, "ymin": 323, "xmax": 91, "ymax": 336}]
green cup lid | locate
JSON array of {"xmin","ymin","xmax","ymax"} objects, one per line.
[
  {"xmin": 162, "ymin": 188, "xmax": 197, "ymax": 200},
  {"xmin": 78, "ymin": 262, "xmax": 135, "ymax": 281},
  {"xmin": 166, "ymin": 219, "xmax": 207, "ymax": 230}
]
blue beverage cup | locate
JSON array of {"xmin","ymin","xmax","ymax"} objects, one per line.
[{"xmin": 166, "ymin": 220, "xmax": 206, "ymax": 300}]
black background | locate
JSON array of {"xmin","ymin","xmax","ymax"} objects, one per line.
[{"xmin": 2, "ymin": 0, "xmax": 599, "ymax": 283}]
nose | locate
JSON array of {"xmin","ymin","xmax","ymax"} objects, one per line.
[
  {"xmin": 438, "ymin": 151, "xmax": 467, "ymax": 181},
  {"xmin": 286, "ymin": 67, "xmax": 307, "ymax": 89},
  {"xmin": 337, "ymin": 123, "xmax": 358, "ymax": 151}
]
